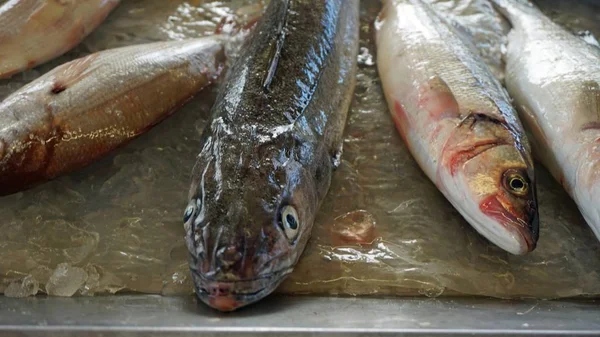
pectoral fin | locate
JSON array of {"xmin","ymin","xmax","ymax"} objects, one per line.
[{"xmin": 418, "ymin": 75, "xmax": 460, "ymax": 121}]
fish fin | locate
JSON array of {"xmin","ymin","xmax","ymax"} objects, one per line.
[
  {"xmin": 418, "ymin": 75, "xmax": 460, "ymax": 121},
  {"xmin": 579, "ymin": 81, "xmax": 600, "ymax": 131},
  {"xmin": 49, "ymin": 53, "xmax": 98, "ymax": 95}
]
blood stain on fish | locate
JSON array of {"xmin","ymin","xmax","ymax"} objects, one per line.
[{"xmin": 393, "ymin": 100, "xmax": 410, "ymax": 143}]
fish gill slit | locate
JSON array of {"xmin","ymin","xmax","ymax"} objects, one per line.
[
  {"xmin": 444, "ymin": 138, "xmax": 507, "ymax": 176},
  {"xmin": 262, "ymin": 0, "xmax": 291, "ymax": 93},
  {"xmin": 459, "ymin": 112, "xmax": 505, "ymax": 129}
]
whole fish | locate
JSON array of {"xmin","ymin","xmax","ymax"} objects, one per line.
[
  {"xmin": 376, "ymin": 0, "xmax": 539, "ymax": 255},
  {"xmin": 0, "ymin": 0, "xmax": 120, "ymax": 79},
  {"xmin": 184, "ymin": 0, "xmax": 359, "ymax": 311},
  {"xmin": 0, "ymin": 37, "xmax": 225, "ymax": 195},
  {"xmin": 492, "ymin": 0, "xmax": 600, "ymax": 241}
]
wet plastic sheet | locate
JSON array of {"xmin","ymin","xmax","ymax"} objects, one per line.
[{"xmin": 1, "ymin": 0, "xmax": 599, "ymax": 299}]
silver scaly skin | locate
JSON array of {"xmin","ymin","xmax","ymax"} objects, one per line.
[{"xmin": 492, "ymin": 0, "xmax": 600, "ymax": 242}]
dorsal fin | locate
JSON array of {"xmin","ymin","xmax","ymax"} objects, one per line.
[{"xmin": 262, "ymin": 0, "xmax": 290, "ymax": 92}]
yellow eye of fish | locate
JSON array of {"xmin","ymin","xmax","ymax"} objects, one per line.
[
  {"xmin": 510, "ymin": 177, "xmax": 525, "ymax": 190},
  {"xmin": 281, "ymin": 205, "xmax": 300, "ymax": 243},
  {"xmin": 503, "ymin": 171, "xmax": 529, "ymax": 196}
]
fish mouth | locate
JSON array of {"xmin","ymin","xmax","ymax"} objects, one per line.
[
  {"xmin": 439, "ymin": 168, "xmax": 538, "ymax": 255},
  {"xmin": 190, "ymin": 268, "xmax": 293, "ymax": 312},
  {"xmin": 478, "ymin": 194, "xmax": 537, "ymax": 255}
]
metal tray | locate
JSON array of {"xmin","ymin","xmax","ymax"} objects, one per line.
[
  {"xmin": 1, "ymin": 295, "xmax": 599, "ymax": 336},
  {"xmin": 1, "ymin": 1, "xmax": 600, "ymax": 337}
]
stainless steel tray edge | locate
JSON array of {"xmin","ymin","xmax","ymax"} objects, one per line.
[{"xmin": 0, "ymin": 295, "xmax": 599, "ymax": 336}]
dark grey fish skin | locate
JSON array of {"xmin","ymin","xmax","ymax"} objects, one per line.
[{"xmin": 183, "ymin": 0, "xmax": 359, "ymax": 312}]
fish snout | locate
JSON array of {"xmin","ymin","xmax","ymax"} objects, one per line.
[
  {"xmin": 192, "ymin": 277, "xmax": 275, "ymax": 312},
  {"xmin": 479, "ymin": 194, "xmax": 538, "ymax": 255},
  {"xmin": 205, "ymin": 282, "xmax": 233, "ymax": 297},
  {"xmin": 191, "ymin": 266, "xmax": 292, "ymax": 312},
  {"xmin": 200, "ymin": 282, "xmax": 244, "ymax": 312}
]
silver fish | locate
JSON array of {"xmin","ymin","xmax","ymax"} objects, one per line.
[
  {"xmin": 376, "ymin": 0, "xmax": 539, "ymax": 255},
  {"xmin": 492, "ymin": 0, "xmax": 600, "ymax": 241}
]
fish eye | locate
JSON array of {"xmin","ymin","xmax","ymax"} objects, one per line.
[
  {"xmin": 280, "ymin": 205, "xmax": 300, "ymax": 242},
  {"xmin": 183, "ymin": 203, "xmax": 195, "ymax": 223},
  {"xmin": 503, "ymin": 170, "xmax": 529, "ymax": 197}
]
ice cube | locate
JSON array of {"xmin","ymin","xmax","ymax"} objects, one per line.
[
  {"xmin": 4, "ymin": 275, "xmax": 39, "ymax": 298},
  {"xmin": 45, "ymin": 263, "xmax": 88, "ymax": 297}
]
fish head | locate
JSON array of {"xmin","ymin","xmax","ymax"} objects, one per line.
[
  {"xmin": 184, "ymin": 125, "xmax": 324, "ymax": 311},
  {"xmin": 0, "ymin": 97, "xmax": 57, "ymax": 195},
  {"xmin": 441, "ymin": 126, "xmax": 539, "ymax": 255}
]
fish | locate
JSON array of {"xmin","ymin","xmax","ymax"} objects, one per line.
[
  {"xmin": 0, "ymin": 0, "xmax": 120, "ymax": 79},
  {"xmin": 0, "ymin": 37, "xmax": 226, "ymax": 195},
  {"xmin": 184, "ymin": 0, "xmax": 359, "ymax": 312},
  {"xmin": 375, "ymin": 0, "xmax": 539, "ymax": 255},
  {"xmin": 491, "ymin": 0, "xmax": 600, "ymax": 241}
]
